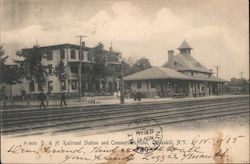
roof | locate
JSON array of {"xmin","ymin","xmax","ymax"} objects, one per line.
[
  {"xmin": 124, "ymin": 67, "xmax": 191, "ymax": 81},
  {"xmin": 189, "ymin": 76, "xmax": 228, "ymax": 83},
  {"xmin": 178, "ymin": 40, "xmax": 192, "ymax": 49},
  {"xmin": 22, "ymin": 44, "xmax": 91, "ymax": 52},
  {"xmin": 124, "ymin": 66, "xmax": 227, "ymax": 83},
  {"xmin": 163, "ymin": 53, "xmax": 212, "ymax": 73},
  {"xmin": 22, "ymin": 43, "xmax": 120, "ymax": 54}
]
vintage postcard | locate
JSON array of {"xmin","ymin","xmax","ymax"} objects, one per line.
[{"xmin": 0, "ymin": 0, "xmax": 249, "ymax": 163}]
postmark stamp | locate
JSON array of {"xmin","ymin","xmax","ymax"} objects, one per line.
[{"xmin": 127, "ymin": 117, "xmax": 163, "ymax": 154}]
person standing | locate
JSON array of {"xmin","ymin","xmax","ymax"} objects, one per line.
[
  {"xmin": 134, "ymin": 90, "xmax": 137, "ymax": 101},
  {"xmin": 60, "ymin": 92, "xmax": 67, "ymax": 106},
  {"xmin": 137, "ymin": 90, "xmax": 142, "ymax": 101},
  {"xmin": 39, "ymin": 90, "xmax": 46, "ymax": 109}
]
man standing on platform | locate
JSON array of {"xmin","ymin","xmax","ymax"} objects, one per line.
[
  {"xmin": 60, "ymin": 92, "xmax": 67, "ymax": 106},
  {"xmin": 39, "ymin": 90, "xmax": 46, "ymax": 109}
]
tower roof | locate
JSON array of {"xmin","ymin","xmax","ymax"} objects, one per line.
[{"xmin": 178, "ymin": 40, "xmax": 192, "ymax": 49}]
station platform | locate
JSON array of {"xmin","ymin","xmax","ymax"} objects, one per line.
[{"xmin": 1, "ymin": 94, "xmax": 248, "ymax": 111}]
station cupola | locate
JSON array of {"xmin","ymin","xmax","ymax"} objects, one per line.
[{"xmin": 178, "ymin": 40, "xmax": 192, "ymax": 54}]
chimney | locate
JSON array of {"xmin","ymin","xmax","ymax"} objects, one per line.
[
  {"xmin": 109, "ymin": 41, "xmax": 113, "ymax": 52},
  {"xmin": 81, "ymin": 42, "xmax": 85, "ymax": 48},
  {"xmin": 168, "ymin": 50, "xmax": 174, "ymax": 68}
]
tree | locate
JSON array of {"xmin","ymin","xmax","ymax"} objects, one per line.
[
  {"xmin": 0, "ymin": 44, "xmax": 8, "ymax": 83},
  {"xmin": 90, "ymin": 42, "xmax": 121, "ymax": 92},
  {"xmin": 92, "ymin": 43, "xmax": 106, "ymax": 78},
  {"xmin": 123, "ymin": 56, "xmax": 152, "ymax": 75},
  {"xmin": 133, "ymin": 57, "xmax": 151, "ymax": 71},
  {"xmin": 4, "ymin": 65, "xmax": 21, "ymax": 97},
  {"xmin": 54, "ymin": 60, "xmax": 68, "ymax": 94},
  {"xmin": 230, "ymin": 77, "xmax": 248, "ymax": 86},
  {"xmin": 15, "ymin": 45, "xmax": 48, "ymax": 91}
]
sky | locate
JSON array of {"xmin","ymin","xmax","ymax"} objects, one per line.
[{"xmin": 0, "ymin": 0, "xmax": 249, "ymax": 80}]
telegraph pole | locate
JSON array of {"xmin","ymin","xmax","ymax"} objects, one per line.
[
  {"xmin": 120, "ymin": 61, "xmax": 124, "ymax": 104},
  {"xmin": 240, "ymin": 71, "xmax": 244, "ymax": 79},
  {"xmin": 92, "ymin": 23, "xmax": 97, "ymax": 47},
  {"xmin": 76, "ymin": 35, "xmax": 87, "ymax": 98},
  {"xmin": 216, "ymin": 65, "xmax": 220, "ymax": 78}
]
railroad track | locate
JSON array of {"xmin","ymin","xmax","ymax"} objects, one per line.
[{"xmin": 1, "ymin": 96, "xmax": 249, "ymax": 137}]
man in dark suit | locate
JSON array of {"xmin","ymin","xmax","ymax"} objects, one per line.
[
  {"xmin": 60, "ymin": 92, "xmax": 67, "ymax": 106},
  {"xmin": 39, "ymin": 90, "xmax": 46, "ymax": 109}
]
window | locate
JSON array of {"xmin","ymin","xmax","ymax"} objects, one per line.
[
  {"xmin": 48, "ymin": 81, "xmax": 53, "ymax": 91},
  {"xmin": 60, "ymin": 49, "xmax": 65, "ymax": 59},
  {"xmin": 70, "ymin": 49, "xmax": 76, "ymax": 59},
  {"xmin": 151, "ymin": 81, "xmax": 155, "ymax": 88},
  {"xmin": 71, "ymin": 80, "xmax": 77, "ymax": 90},
  {"xmin": 47, "ymin": 51, "xmax": 53, "ymax": 60},
  {"xmin": 191, "ymin": 72, "xmax": 194, "ymax": 76},
  {"xmin": 137, "ymin": 81, "xmax": 141, "ymax": 89},
  {"xmin": 174, "ymin": 61, "xmax": 177, "ymax": 66},
  {"xmin": 62, "ymin": 81, "xmax": 66, "ymax": 90},
  {"xmin": 38, "ymin": 83, "xmax": 43, "ymax": 91},
  {"xmin": 29, "ymin": 80, "xmax": 35, "ymax": 92},
  {"xmin": 48, "ymin": 64, "xmax": 53, "ymax": 75}
]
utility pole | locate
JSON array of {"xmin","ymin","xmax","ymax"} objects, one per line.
[
  {"xmin": 216, "ymin": 65, "xmax": 220, "ymax": 78},
  {"xmin": 92, "ymin": 23, "xmax": 97, "ymax": 47},
  {"xmin": 120, "ymin": 61, "xmax": 124, "ymax": 104},
  {"xmin": 76, "ymin": 35, "xmax": 87, "ymax": 98},
  {"xmin": 240, "ymin": 71, "xmax": 244, "ymax": 79}
]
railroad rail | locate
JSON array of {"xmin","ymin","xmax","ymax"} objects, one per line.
[{"xmin": 1, "ymin": 95, "xmax": 249, "ymax": 137}]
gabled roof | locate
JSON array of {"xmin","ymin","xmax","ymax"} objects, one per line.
[
  {"xmin": 163, "ymin": 53, "xmax": 212, "ymax": 73},
  {"xmin": 178, "ymin": 40, "xmax": 192, "ymax": 49},
  {"xmin": 124, "ymin": 66, "xmax": 227, "ymax": 82},
  {"xmin": 124, "ymin": 66, "xmax": 189, "ymax": 81}
]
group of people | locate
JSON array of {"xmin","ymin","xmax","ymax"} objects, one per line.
[
  {"xmin": 133, "ymin": 90, "xmax": 142, "ymax": 101},
  {"xmin": 38, "ymin": 90, "xmax": 67, "ymax": 109},
  {"xmin": 113, "ymin": 91, "xmax": 121, "ymax": 98}
]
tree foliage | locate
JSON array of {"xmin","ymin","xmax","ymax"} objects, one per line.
[
  {"xmin": 54, "ymin": 60, "xmax": 68, "ymax": 81},
  {"xmin": 15, "ymin": 45, "xmax": 48, "ymax": 87},
  {"xmin": 4, "ymin": 65, "xmax": 21, "ymax": 85},
  {"xmin": 229, "ymin": 77, "xmax": 248, "ymax": 86},
  {"xmin": 54, "ymin": 60, "xmax": 68, "ymax": 93},
  {"xmin": 123, "ymin": 56, "xmax": 151, "ymax": 76},
  {"xmin": 91, "ymin": 42, "xmax": 121, "ymax": 78},
  {"xmin": 224, "ymin": 77, "xmax": 249, "ymax": 94},
  {"xmin": 0, "ymin": 44, "xmax": 8, "ymax": 83}
]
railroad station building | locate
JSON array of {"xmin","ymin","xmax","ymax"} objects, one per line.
[
  {"xmin": 0, "ymin": 43, "xmax": 121, "ymax": 97},
  {"xmin": 124, "ymin": 41, "xmax": 227, "ymax": 98}
]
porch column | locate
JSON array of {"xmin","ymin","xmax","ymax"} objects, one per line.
[
  {"xmin": 188, "ymin": 81, "xmax": 193, "ymax": 97},
  {"xmin": 209, "ymin": 83, "xmax": 212, "ymax": 95}
]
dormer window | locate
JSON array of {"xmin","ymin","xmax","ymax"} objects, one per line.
[{"xmin": 178, "ymin": 40, "xmax": 192, "ymax": 55}]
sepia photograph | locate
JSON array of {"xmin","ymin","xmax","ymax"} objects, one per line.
[{"xmin": 0, "ymin": 0, "xmax": 249, "ymax": 163}]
